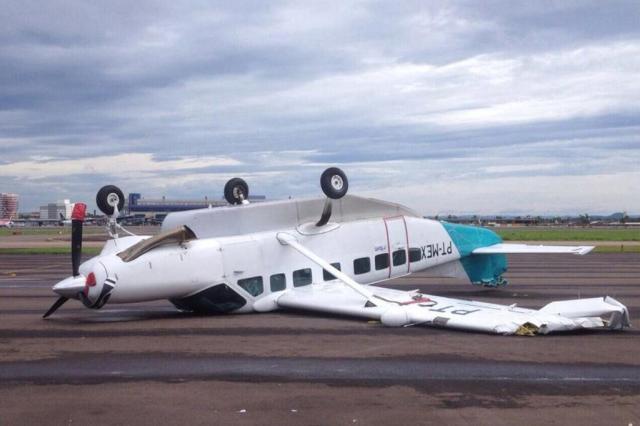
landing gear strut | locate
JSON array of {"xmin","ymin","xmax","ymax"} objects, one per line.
[{"xmin": 316, "ymin": 167, "xmax": 348, "ymax": 227}]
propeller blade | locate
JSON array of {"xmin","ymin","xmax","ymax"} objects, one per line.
[
  {"xmin": 71, "ymin": 203, "xmax": 87, "ymax": 277},
  {"xmin": 43, "ymin": 296, "xmax": 69, "ymax": 318}
]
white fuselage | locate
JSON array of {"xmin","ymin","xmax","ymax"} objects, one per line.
[
  {"xmin": 49, "ymin": 193, "xmax": 627, "ymax": 336},
  {"xmin": 80, "ymin": 215, "xmax": 461, "ymax": 312}
]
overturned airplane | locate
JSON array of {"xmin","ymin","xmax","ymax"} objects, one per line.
[{"xmin": 44, "ymin": 168, "xmax": 630, "ymax": 335}]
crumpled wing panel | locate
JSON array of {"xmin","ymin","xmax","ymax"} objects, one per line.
[{"xmin": 539, "ymin": 296, "xmax": 631, "ymax": 329}]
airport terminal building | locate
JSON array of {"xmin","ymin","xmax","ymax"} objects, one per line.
[
  {"xmin": 126, "ymin": 193, "xmax": 266, "ymax": 223},
  {"xmin": 38, "ymin": 200, "xmax": 75, "ymax": 221}
]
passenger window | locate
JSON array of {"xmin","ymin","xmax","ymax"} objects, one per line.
[
  {"xmin": 270, "ymin": 273, "xmax": 286, "ymax": 292},
  {"xmin": 375, "ymin": 253, "xmax": 389, "ymax": 270},
  {"xmin": 323, "ymin": 262, "xmax": 341, "ymax": 281},
  {"xmin": 237, "ymin": 276, "xmax": 264, "ymax": 296},
  {"xmin": 293, "ymin": 268, "xmax": 312, "ymax": 287},
  {"xmin": 392, "ymin": 249, "xmax": 406, "ymax": 266},
  {"xmin": 353, "ymin": 257, "xmax": 371, "ymax": 275},
  {"xmin": 409, "ymin": 248, "xmax": 422, "ymax": 263}
]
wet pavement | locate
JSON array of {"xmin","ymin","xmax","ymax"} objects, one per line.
[{"xmin": 0, "ymin": 253, "xmax": 639, "ymax": 425}]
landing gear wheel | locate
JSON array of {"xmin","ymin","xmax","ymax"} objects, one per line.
[
  {"xmin": 224, "ymin": 178, "xmax": 249, "ymax": 205},
  {"xmin": 320, "ymin": 167, "xmax": 348, "ymax": 199},
  {"xmin": 96, "ymin": 185, "xmax": 125, "ymax": 216}
]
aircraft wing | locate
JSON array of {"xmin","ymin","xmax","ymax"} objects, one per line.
[
  {"xmin": 472, "ymin": 243, "xmax": 594, "ymax": 255},
  {"xmin": 276, "ymin": 284, "xmax": 629, "ymax": 335},
  {"xmin": 275, "ymin": 232, "xmax": 629, "ymax": 335}
]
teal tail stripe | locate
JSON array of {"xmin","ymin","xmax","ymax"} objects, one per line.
[{"xmin": 441, "ymin": 222, "xmax": 508, "ymax": 287}]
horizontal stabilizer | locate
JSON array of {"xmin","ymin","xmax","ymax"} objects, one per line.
[{"xmin": 472, "ymin": 243, "xmax": 594, "ymax": 255}]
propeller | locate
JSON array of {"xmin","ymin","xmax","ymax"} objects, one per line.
[
  {"xmin": 43, "ymin": 202, "xmax": 87, "ymax": 319},
  {"xmin": 70, "ymin": 203, "xmax": 86, "ymax": 277},
  {"xmin": 42, "ymin": 296, "xmax": 69, "ymax": 319}
]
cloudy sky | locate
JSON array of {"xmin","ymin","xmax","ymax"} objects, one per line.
[{"xmin": 1, "ymin": 0, "xmax": 639, "ymax": 215}]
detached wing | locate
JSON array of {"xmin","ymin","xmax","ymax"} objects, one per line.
[
  {"xmin": 275, "ymin": 232, "xmax": 628, "ymax": 335},
  {"xmin": 472, "ymin": 243, "xmax": 594, "ymax": 255}
]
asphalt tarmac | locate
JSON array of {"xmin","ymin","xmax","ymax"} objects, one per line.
[{"xmin": 1, "ymin": 253, "xmax": 639, "ymax": 425}]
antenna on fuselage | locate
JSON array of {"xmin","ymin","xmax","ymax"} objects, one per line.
[{"xmin": 316, "ymin": 167, "xmax": 348, "ymax": 227}]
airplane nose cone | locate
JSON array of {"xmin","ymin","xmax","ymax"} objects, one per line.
[
  {"xmin": 52, "ymin": 275, "xmax": 86, "ymax": 299},
  {"xmin": 85, "ymin": 263, "xmax": 108, "ymax": 301},
  {"xmin": 78, "ymin": 260, "xmax": 116, "ymax": 309}
]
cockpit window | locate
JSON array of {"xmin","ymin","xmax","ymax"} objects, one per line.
[{"xmin": 238, "ymin": 276, "xmax": 264, "ymax": 297}]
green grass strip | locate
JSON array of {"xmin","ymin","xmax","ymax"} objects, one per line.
[
  {"xmin": 0, "ymin": 247, "xmax": 103, "ymax": 255},
  {"xmin": 495, "ymin": 228, "xmax": 640, "ymax": 241},
  {"xmin": 592, "ymin": 245, "xmax": 640, "ymax": 253},
  {"xmin": 0, "ymin": 228, "xmax": 70, "ymax": 237}
]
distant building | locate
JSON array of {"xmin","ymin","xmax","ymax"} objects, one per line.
[
  {"xmin": 0, "ymin": 193, "xmax": 18, "ymax": 220},
  {"xmin": 39, "ymin": 200, "xmax": 74, "ymax": 220},
  {"xmin": 127, "ymin": 193, "xmax": 267, "ymax": 216}
]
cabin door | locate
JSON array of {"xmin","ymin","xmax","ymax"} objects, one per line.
[{"xmin": 383, "ymin": 216, "xmax": 409, "ymax": 278}]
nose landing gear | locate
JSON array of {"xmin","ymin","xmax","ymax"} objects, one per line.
[{"xmin": 96, "ymin": 185, "xmax": 125, "ymax": 216}]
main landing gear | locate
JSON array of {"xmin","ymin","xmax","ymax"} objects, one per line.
[{"xmin": 223, "ymin": 178, "xmax": 249, "ymax": 205}]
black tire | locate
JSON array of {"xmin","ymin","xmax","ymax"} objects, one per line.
[
  {"xmin": 96, "ymin": 185, "xmax": 125, "ymax": 216},
  {"xmin": 320, "ymin": 167, "xmax": 348, "ymax": 199},
  {"xmin": 224, "ymin": 178, "xmax": 249, "ymax": 205}
]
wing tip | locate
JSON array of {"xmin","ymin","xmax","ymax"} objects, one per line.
[{"xmin": 575, "ymin": 246, "xmax": 595, "ymax": 255}]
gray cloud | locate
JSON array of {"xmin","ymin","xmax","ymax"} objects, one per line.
[{"xmin": 1, "ymin": 0, "xmax": 639, "ymax": 214}]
